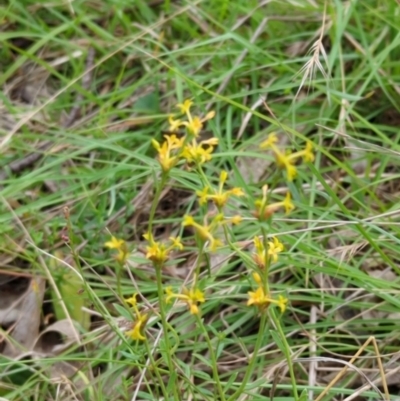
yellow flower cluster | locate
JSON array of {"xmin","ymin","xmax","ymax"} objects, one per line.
[
  {"xmin": 183, "ymin": 212, "xmax": 241, "ymax": 252},
  {"xmin": 248, "ymin": 227, "xmax": 288, "ymax": 311},
  {"xmin": 197, "ymin": 170, "xmax": 245, "ymax": 208},
  {"xmin": 152, "ymin": 99, "xmax": 218, "ymax": 172},
  {"xmin": 104, "ymin": 236, "xmax": 129, "ymax": 263},
  {"xmin": 166, "ymin": 280, "xmax": 205, "ymax": 315},
  {"xmin": 143, "ymin": 232, "xmax": 183, "ymax": 266},
  {"xmin": 247, "ymin": 273, "xmax": 288, "ymax": 313},
  {"xmin": 125, "ymin": 294, "xmax": 148, "ymax": 341},
  {"xmin": 260, "ymin": 133, "xmax": 314, "ymax": 181},
  {"xmin": 253, "ymin": 185, "xmax": 294, "ymax": 221},
  {"xmin": 152, "ymin": 134, "xmax": 184, "ymax": 172},
  {"xmin": 253, "ymin": 236, "xmax": 284, "ymax": 267},
  {"xmin": 103, "ymin": 98, "xmax": 319, "ymax": 354}
]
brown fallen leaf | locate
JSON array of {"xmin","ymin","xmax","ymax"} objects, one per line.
[
  {"xmin": 33, "ymin": 319, "xmax": 81, "ymax": 355},
  {"xmin": 2, "ymin": 276, "xmax": 45, "ymax": 358}
]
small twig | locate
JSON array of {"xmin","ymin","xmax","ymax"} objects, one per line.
[
  {"xmin": 310, "ymin": 336, "xmax": 388, "ymax": 401},
  {"xmin": 0, "ymin": 141, "xmax": 54, "ymax": 181}
]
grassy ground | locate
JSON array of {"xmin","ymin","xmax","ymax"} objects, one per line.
[{"xmin": 1, "ymin": 0, "xmax": 400, "ymax": 400}]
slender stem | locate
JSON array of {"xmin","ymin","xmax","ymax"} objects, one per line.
[
  {"xmin": 155, "ymin": 265, "xmax": 179, "ymax": 401},
  {"xmin": 144, "ymin": 340, "xmax": 169, "ymax": 400},
  {"xmin": 226, "ymin": 312, "xmax": 268, "ymax": 401},
  {"xmin": 147, "ymin": 171, "xmax": 180, "ymax": 400},
  {"xmin": 270, "ymin": 308, "xmax": 299, "ymax": 401},
  {"xmin": 148, "ymin": 172, "xmax": 168, "ymax": 234},
  {"xmin": 116, "ymin": 262, "xmax": 123, "ymax": 299},
  {"xmin": 196, "ymin": 316, "xmax": 226, "ymax": 401},
  {"xmin": 64, "ymin": 207, "xmax": 83, "ymax": 275},
  {"xmin": 260, "ymin": 226, "xmax": 271, "ymax": 293}
]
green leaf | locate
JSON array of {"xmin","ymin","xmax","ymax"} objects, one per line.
[
  {"xmin": 50, "ymin": 253, "xmax": 90, "ymax": 331},
  {"xmin": 113, "ymin": 303, "xmax": 133, "ymax": 320},
  {"xmin": 269, "ymin": 330, "xmax": 285, "ymax": 353},
  {"xmin": 299, "ymin": 388, "xmax": 309, "ymax": 401}
]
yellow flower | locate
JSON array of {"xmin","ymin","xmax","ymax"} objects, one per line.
[
  {"xmin": 196, "ymin": 170, "xmax": 245, "ymax": 208},
  {"xmin": 165, "ymin": 286, "xmax": 175, "ymax": 300},
  {"xmin": 281, "ymin": 160, "xmax": 298, "ymax": 181},
  {"xmin": 143, "ymin": 232, "xmax": 183, "ymax": 266},
  {"xmin": 197, "ymin": 186, "xmax": 210, "ymax": 205},
  {"xmin": 205, "ymin": 110, "xmax": 216, "ymax": 121},
  {"xmin": 165, "ymin": 283, "xmax": 205, "ymax": 315},
  {"xmin": 274, "ymin": 148, "xmax": 298, "ymax": 181},
  {"xmin": 247, "ymin": 286, "xmax": 270, "ymax": 309},
  {"xmin": 125, "ymin": 294, "xmax": 138, "ymax": 307},
  {"xmin": 267, "ymin": 237, "xmax": 284, "ymax": 263},
  {"xmin": 263, "ymin": 192, "xmax": 294, "ymax": 215},
  {"xmin": 229, "ymin": 215, "xmax": 243, "ymax": 225},
  {"xmin": 260, "ymin": 134, "xmax": 315, "ymax": 181},
  {"xmin": 168, "ymin": 115, "xmax": 183, "ymax": 132},
  {"xmin": 252, "ymin": 272, "xmax": 262, "ymax": 284},
  {"xmin": 104, "ymin": 236, "xmax": 125, "ymax": 249},
  {"xmin": 169, "ymin": 236, "xmax": 183, "ymax": 250},
  {"xmin": 181, "ymin": 138, "xmax": 218, "ymax": 165},
  {"xmin": 177, "ymin": 99, "xmax": 193, "ymax": 115},
  {"xmin": 276, "ymin": 294, "xmax": 288, "ymax": 313},
  {"xmin": 303, "ymin": 141, "xmax": 314, "ymax": 162},
  {"xmin": 145, "ymin": 242, "xmax": 168, "ymax": 265},
  {"xmin": 182, "ymin": 215, "xmax": 195, "ymax": 226},
  {"xmin": 202, "ymin": 137, "xmax": 219, "ymax": 146},
  {"xmin": 152, "ymin": 134, "xmax": 184, "ymax": 172},
  {"xmin": 283, "ymin": 192, "xmax": 295, "ymax": 214},
  {"xmin": 254, "ymin": 190, "xmax": 294, "ymax": 220},
  {"xmin": 124, "ymin": 294, "xmax": 148, "ymax": 341},
  {"xmin": 260, "ymin": 132, "xmax": 278, "ymax": 148},
  {"xmin": 253, "ymin": 236, "xmax": 284, "ymax": 266},
  {"xmin": 253, "ymin": 236, "xmax": 266, "ymax": 268},
  {"xmin": 126, "ymin": 313, "xmax": 148, "ymax": 341},
  {"xmin": 247, "ymin": 283, "xmax": 288, "ymax": 313},
  {"xmin": 176, "ymin": 99, "xmax": 215, "ymax": 137},
  {"xmin": 184, "ymin": 116, "xmax": 203, "ymax": 137},
  {"xmin": 183, "ymin": 215, "xmax": 223, "ymax": 251},
  {"xmin": 104, "ymin": 236, "xmax": 128, "ymax": 263}
]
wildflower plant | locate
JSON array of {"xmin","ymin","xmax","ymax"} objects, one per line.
[
  {"xmin": 104, "ymin": 235, "xmax": 129, "ymax": 296},
  {"xmin": 253, "ymin": 185, "xmax": 295, "ymax": 220},
  {"xmin": 165, "ymin": 278, "xmax": 205, "ymax": 315},
  {"xmin": 152, "ymin": 99, "xmax": 218, "ymax": 173},
  {"xmin": 143, "ymin": 232, "xmax": 183, "ymax": 266},
  {"xmin": 260, "ymin": 132, "xmax": 314, "ymax": 181},
  {"xmin": 105, "ymin": 98, "xmax": 315, "ymax": 401},
  {"xmin": 125, "ymin": 294, "xmax": 148, "ymax": 341},
  {"xmin": 7, "ymin": 6, "xmax": 394, "ymax": 401},
  {"xmin": 104, "ymin": 236, "xmax": 128, "ymax": 264},
  {"xmin": 197, "ymin": 170, "xmax": 245, "ymax": 208},
  {"xmin": 247, "ymin": 273, "xmax": 288, "ymax": 313}
]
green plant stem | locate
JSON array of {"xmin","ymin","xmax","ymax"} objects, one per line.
[
  {"xmin": 116, "ymin": 262, "xmax": 123, "ymax": 299},
  {"xmin": 148, "ymin": 172, "xmax": 168, "ymax": 234},
  {"xmin": 270, "ymin": 308, "xmax": 299, "ymax": 401},
  {"xmin": 144, "ymin": 340, "xmax": 169, "ymax": 400},
  {"xmin": 147, "ymin": 171, "xmax": 179, "ymax": 400},
  {"xmin": 155, "ymin": 264, "xmax": 179, "ymax": 401},
  {"xmin": 226, "ymin": 312, "xmax": 268, "ymax": 401},
  {"xmin": 65, "ymin": 208, "xmax": 83, "ymax": 275},
  {"xmin": 196, "ymin": 316, "xmax": 226, "ymax": 401},
  {"xmin": 260, "ymin": 226, "xmax": 271, "ymax": 293}
]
